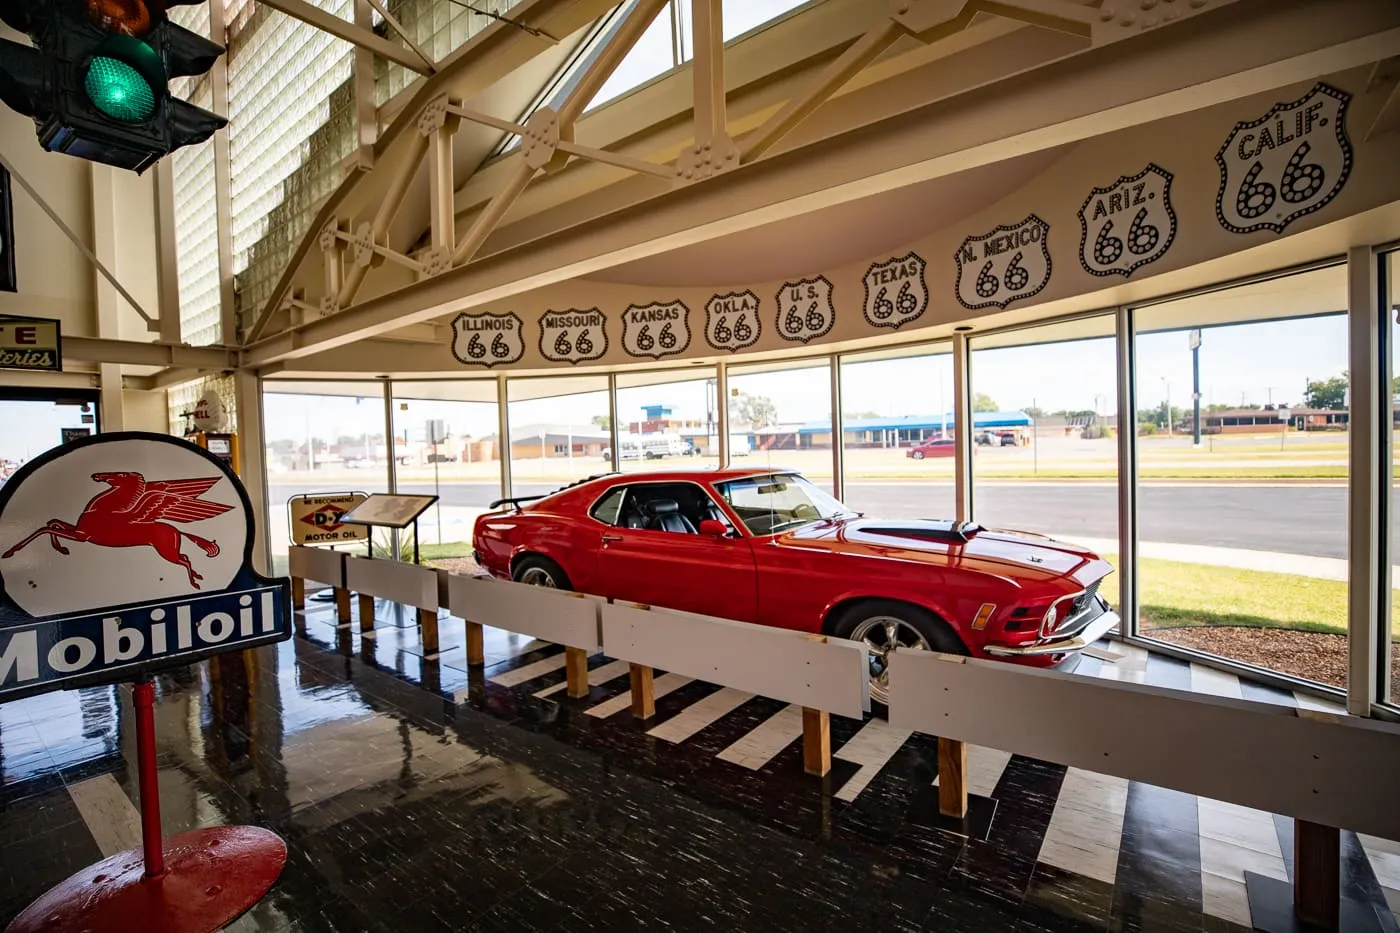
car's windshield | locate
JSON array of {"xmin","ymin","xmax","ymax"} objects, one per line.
[{"xmin": 715, "ymin": 473, "xmax": 855, "ymax": 536}]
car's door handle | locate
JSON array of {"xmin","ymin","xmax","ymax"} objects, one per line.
[{"xmin": 601, "ymin": 534, "xmax": 622, "ymax": 544}]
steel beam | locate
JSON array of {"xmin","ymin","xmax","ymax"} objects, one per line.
[
  {"xmin": 62, "ymin": 336, "xmax": 238, "ymax": 369},
  {"xmin": 258, "ymin": 0, "xmax": 434, "ymax": 75},
  {"xmin": 451, "ymin": 0, "xmax": 669, "ymax": 267},
  {"xmin": 248, "ymin": 0, "xmax": 624, "ymax": 341},
  {"xmin": 338, "ymin": 130, "xmax": 430, "ymax": 306},
  {"xmin": 153, "ymin": 160, "xmax": 182, "ymax": 345},
  {"xmin": 951, "ymin": 331, "xmax": 971, "ymax": 522},
  {"xmin": 690, "ymin": 0, "xmax": 726, "ymax": 147},
  {"xmin": 244, "ymin": 2, "xmax": 1400, "ymax": 366},
  {"xmin": 208, "ymin": 0, "xmax": 236, "ymax": 347},
  {"xmin": 364, "ymin": 0, "xmax": 436, "ymax": 73}
]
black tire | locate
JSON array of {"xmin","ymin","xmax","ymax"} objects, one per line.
[
  {"xmin": 829, "ymin": 599, "xmax": 966, "ymax": 706},
  {"xmin": 512, "ymin": 554, "xmax": 572, "ymax": 590},
  {"xmin": 911, "ymin": 450, "xmax": 925, "ymax": 460}
]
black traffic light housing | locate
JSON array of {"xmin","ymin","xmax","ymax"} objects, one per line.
[{"xmin": 0, "ymin": 0, "xmax": 227, "ymax": 173}]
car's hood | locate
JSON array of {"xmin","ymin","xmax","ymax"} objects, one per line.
[{"xmin": 774, "ymin": 518, "xmax": 1111, "ymax": 587}]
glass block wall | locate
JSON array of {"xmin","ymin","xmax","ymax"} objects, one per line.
[
  {"xmin": 167, "ymin": 374, "xmax": 238, "ymax": 437},
  {"xmin": 374, "ymin": 0, "xmax": 524, "ymax": 106},
  {"xmin": 226, "ymin": 0, "xmax": 357, "ymax": 338},
  {"xmin": 167, "ymin": 4, "xmax": 221, "ymax": 347}
]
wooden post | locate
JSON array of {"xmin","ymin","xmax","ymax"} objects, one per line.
[
  {"xmin": 802, "ymin": 707, "xmax": 830, "ymax": 776},
  {"xmin": 629, "ymin": 663, "xmax": 655, "ymax": 720},
  {"xmin": 1294, "ymin": 819, "xmax": 1341, "ymax": 930},
  {"xmin": 358, "ymin": 593, "xmax": 375, "ymax": 632},
  {"xmin": 938, "ymin": 737, "xmax": 968, "ymax": 818},
  {"xmin": 465, "ymin": 621, "xmax": 484, "ymax": 666},
  {"xmin": 291, "ymin": 576, "xmax": 305, "ymax": 609},
  {"xmin": 418, "ymin": 608, "xmax": 439, "ymax": 655},
  {"xmin": 565, "ymin": 646, "xmax": 589, "ymax": 698},
  {"xmin": 334, "ymin": 587, "xmax": 351, "ymax": 624}
]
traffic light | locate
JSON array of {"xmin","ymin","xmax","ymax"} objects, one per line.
[{"xmin": 0, "ymin": 0, "xmax": 227, "ymax": 173}]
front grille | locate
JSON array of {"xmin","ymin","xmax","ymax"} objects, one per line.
[{"xmin": 1051, "ymin": 582, "xmax": 1105, "ymax": 639}]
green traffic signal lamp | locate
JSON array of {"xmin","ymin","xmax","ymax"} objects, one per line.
[
  {"xmin": 0, "ymin": 0, "xmax": 226, "ymax": 172},
  {"xmin": 81, "ymin": 33, "xmax": 164, "ymax": 122}
]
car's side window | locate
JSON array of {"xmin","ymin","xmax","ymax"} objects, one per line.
[{"xmin": 589, "ymin": 487, "xmax": 627, "ymax": 526}]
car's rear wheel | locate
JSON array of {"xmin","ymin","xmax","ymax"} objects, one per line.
[
  {"xmin": 831, "ymin": 600, "xmax": 965, "ymax": 706},
  {"xmin": 911, "ymin": 450, "xmax": 925, "ymax": 460},
  {"xmin": 512, "ymin": 554, "xmax": 572, "ymax": 590}
]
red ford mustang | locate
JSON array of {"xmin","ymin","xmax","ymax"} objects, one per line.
[{"xmin": 472, "ymin": 467, "xmax": 1118, "ymax": 702}]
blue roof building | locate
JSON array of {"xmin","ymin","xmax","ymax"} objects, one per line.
[{"xmin": 742, "ymin": 412, "xmax": 1032, "ymax": 449}]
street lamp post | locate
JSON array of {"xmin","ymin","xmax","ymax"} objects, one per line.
[{"xmin": 1161, "ymin": 377, "xmax": 1171, "ymax": 437}]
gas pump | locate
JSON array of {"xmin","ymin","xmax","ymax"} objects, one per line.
[{"xmin": 183, "ymin": 388, "xmax": 239, "ymax": 475}]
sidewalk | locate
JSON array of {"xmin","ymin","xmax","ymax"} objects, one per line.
[{"xmin": 1072, "ymin": 537, "xmax": 1399, "ymax": 587}]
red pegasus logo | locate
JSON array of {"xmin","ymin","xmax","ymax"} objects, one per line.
[{"xmin": 1, "ymin": 471, "xmax": 232, "ymax": 588}]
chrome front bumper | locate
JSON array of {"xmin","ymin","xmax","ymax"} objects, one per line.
[{"xmin": 982, "ymin": 601, "xmax": 1121, "ymax": 657}]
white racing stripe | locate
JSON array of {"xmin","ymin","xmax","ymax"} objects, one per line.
[
  {"xmin": 533, "ymin": 659, "xmax": 632, "ymax": 698},
  {"xmin": 1037, "ymin": 768, "xmax": 1129, "ymax": 885},
  {"xmin": 586, "ymin": 673, "xmax": 692, "ymax": 719},
  {"xmin": 834, "ymin": 718, "xmax": 913, "ymax": 802},
  {"xmin": 68, "ymin": 774, "xmax": 141, "ymax": 857},
  {"xmin": 487, "ymin": 653, "xmax": 568, "ymax": 687},
  {"xmin": 716, "ymin": 704, "xmax": 804, "ymax": 770},
  {"xmin": 648, "ymin": 688, "xmax": 754, "ymax": 743}
]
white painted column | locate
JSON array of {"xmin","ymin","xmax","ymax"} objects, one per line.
[
  {"xmin": 951, "ymin": 330, "xmax": 971, "ymax": 522},
  {"xmin": 1346, "ymin": 246, "xmax": 1381, "ymax": 715},
  {"xmin": 1116, "ymin": 305, "xmax": 1139, "ymax": 638},
  {"xmin": 234, "ymin": 370, "xmax": 270, "ymax": 573}
]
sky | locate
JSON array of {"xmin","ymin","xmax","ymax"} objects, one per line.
[{"xmin": 245, "ymin": 312, "xmax": 1356, "ymax": 447}]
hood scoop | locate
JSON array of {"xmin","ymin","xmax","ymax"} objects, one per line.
[{"xmin": 861, "ymin": 520, "xmax": 984, "ymax": 544}]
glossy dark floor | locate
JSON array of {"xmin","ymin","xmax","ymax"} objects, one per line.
[{"xmin": 2, "ymin": 598, "xmax": 1397, "ymax": 932}]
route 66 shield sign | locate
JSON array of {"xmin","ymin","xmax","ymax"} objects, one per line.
[
  {"xmin": 776, "ymin": 276, "xmax": 834, "ymax": 343},
  {"xmin": 862, "ymin": 254, "xmax": 927, "ymax": 329},
  {"xmin": 955, "ymin": 215, "xmax": 1052, "ymax": 312},
  {"xmin": 450, "ymin": 311, "xmax": 525, "ymax": 367},
  {"xmin": 539, "ymin": 309, "xmax": 608, "ymax": 364},
  {"xmin": 704, "ymin": 290, "xmax": 761, "ymax": 352},
  {"xmin": 1215, "ymin": 83, "xmax": 1353, "ymax": 235},
  {"xmin": 621, "ymin": 301, "xmax": 690, "ymax": 360},
  {"xmin": 1078, "ymin": 163, "xmax": 1177, "ymax": 278}
]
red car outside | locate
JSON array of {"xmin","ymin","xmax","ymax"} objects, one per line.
[
  {"xmin": 472, "ymin": 467, "xmax": 1118, "ymax": 703},
  {"xmin": 906, "ymin": 437, "xmax": 957, "ymax": 459}
]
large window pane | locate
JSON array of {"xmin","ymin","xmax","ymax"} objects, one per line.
[
  {"xmin": 507, "ymin": 376, "xmax": 611, "ymax": 494},
  {"xmin": 590, "ymin": 2, "xmax": 677, "ymax": 109},
  {"xmin": 261, "ymin": 381, "xmax": 390, "ymax": 574},
  {"xmin": 614, "ymin": 369, "xmax": 719, "ymax": 473},
  {"xmin": 970, "ymin": 318, "xmax": 1118, "ymax": 562},
  {"xmin": 391, "ymin": 382, "xmax": 501, "ymax": 571},
  {"xmin": 838, "ymin": 344, "xmax": 956, "ymax": 519},
  {"xmin": 1132, "ymin": 265, "xmax": 1349, "ymax": 691},
  {"xmin": 727, "ymin": 358, "xmax": 833, "ymax": 492},
  {"xmin": 1388, "ymin": 250, "xmax": 1399, "ymax": 707}
]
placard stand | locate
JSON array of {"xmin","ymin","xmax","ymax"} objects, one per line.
[
  {"xmin": 5, "ymin": 679, "xmax": 286, "ymax": 933},
  {"xmin": 338, "ymin": 493, "xmax": 439, "ymax": 565}
]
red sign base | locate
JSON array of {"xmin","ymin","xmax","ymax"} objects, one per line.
[{"xmin": 4, "ymin": 825, "xmax": 287, "ymax": 933}]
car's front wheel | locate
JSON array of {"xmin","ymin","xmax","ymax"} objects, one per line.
[
  {"xmin": 512, "ymin": 554, "xmax": 572, "ymax": 590},
  {"xmin": 831, "ymin": 600, "xmax": 965, "ymax": 706},
  {"xmin": 911, "ymin": 450, "xmax": 925, "ymax": 460}
]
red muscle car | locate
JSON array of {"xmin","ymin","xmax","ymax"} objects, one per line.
[{"xmin": 472, "ymin": 467, "xmax": 1118, "ymax": 703}]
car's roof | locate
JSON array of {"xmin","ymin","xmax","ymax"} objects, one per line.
[{"xmin": 606, "ymin": 465, "xmax": 797, "ymax": 483}]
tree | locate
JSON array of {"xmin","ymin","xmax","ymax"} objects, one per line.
[
  {"xmin": 734, "ymin": 392, "xmax": 778, "ymax": 427},
  {"xmin": 842, "ymin": 410, "xmax": 882, "ymax": 420},
  {"xmin": 591, "ymin": 414, "xmax": 611, "ymax": 431},
  {"xmin": 1304, "ymin": 373, "xmax": 1348, "ymax": 410},
  {"xmin": 972, "ymin": 392, "xmax": 998, "ymax": 413},
  {"xmin": 1021, "ymin": 405, "xmax": 1046, "ymax": 420}
]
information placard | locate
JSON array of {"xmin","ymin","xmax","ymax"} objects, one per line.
[{"xmin": 339, "ymin": 493, "xmax": 437, "ymax": 530}]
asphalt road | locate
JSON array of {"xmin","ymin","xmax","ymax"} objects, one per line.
[{"xmin": 270, "ymin": 481, "xmax": 1358, "ymax": 559}]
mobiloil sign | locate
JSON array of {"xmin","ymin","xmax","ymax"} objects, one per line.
[{"xmin": 0, "ymin": 432, "xmax": 291, "ymax": 700}]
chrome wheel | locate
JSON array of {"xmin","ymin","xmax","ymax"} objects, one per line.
[
  {"xmin": 849, "ymin": 614, "xmax": 931, "ymax": 705},
  {"xmin": 519, "ymin": 566, "xmax": 557, "ymax": 587}
]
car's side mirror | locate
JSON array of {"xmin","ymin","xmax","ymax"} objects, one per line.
[{"xmin": 698, "ymin": 519, "xmax": 730, "ymax": 538}]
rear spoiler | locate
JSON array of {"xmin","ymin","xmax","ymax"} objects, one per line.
[{"xmin": 488, "ymin": 494, "xmax": 546, "ymax": 511}]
